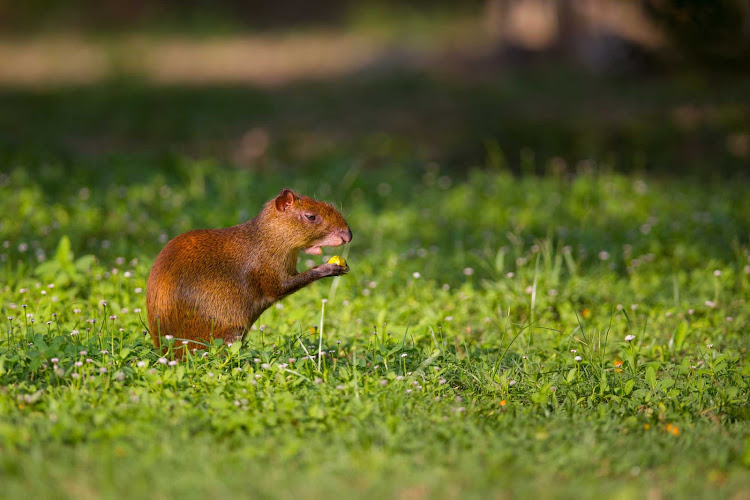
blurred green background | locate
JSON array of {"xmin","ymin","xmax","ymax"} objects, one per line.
[{"xmin": 0, "ymin": 0, "xmax": 748, "ymax": 180}]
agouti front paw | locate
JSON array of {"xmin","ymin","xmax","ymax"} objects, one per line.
[{"xmin": 316, "ymin": 262, "xmax": 349, "ymax": 277}]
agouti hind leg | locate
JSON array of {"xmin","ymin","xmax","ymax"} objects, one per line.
[{"xmin": 151, "ymin": 315, "xmax": 245, "ymax": 357}]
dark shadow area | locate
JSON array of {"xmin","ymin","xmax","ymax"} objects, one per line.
[
  {"xmin": 2, "ymin": 1, "xmax": 749, "ymax": 182},
  {"xmin": 2, "ymin": 66, "xmax": 749, "ymax": 181}
]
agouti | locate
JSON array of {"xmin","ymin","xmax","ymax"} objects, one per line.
[{"xmin": 146, "ymin": 188, "xmax": 352, "ymax": 353}]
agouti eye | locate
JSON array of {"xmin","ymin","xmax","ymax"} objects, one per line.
[{"xmin": 305, "ymin": 214, "xmax": 317, "ymax": 222}]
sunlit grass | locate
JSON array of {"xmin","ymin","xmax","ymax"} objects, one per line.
[{"xmin": 1, "ymin": 160, "xmax": 749, "ymax": 499}]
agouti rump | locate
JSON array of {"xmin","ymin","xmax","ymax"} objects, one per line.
[{"xmin": 146, "ymin": 188, "xmax": 352, "ymax": 353}]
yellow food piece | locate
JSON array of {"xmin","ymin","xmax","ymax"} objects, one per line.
[{"xmin": 327, "ymin": 255, "xmax": 347, "ymax": 267}]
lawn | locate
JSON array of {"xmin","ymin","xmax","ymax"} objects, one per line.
[{"xmin": 0, "ymin": 69, "xmax": 749, "ymax": 499}]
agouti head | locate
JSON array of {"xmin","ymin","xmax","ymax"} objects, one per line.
[{"xmin": 267, "ymin": 188, "xmax": 352, "ymax": 255}]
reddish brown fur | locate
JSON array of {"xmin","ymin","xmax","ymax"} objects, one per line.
[{"xmin": 146, "ymin": 188, "xmax": 351, "ymax": 355}]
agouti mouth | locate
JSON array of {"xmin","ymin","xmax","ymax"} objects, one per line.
[
  {"xmin": 304, "ymin": 243, "xmax": 340, "ymax": 255},
  {"xmin": 303, "ymin": 234, "xmax": 349, "ymax": 255}
]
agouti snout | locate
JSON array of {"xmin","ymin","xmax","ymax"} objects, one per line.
[{"xmin": 146, "ymin": 188, "xmax": 352, "ymax": 353}]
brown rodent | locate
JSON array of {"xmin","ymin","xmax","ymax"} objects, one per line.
[{"xmin": 146, "ymin": 188, "xmax": 352, "ymax": 353}]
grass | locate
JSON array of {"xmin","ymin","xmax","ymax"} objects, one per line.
[
  {"xmin": 1, "ymin": 157, "xmax": 749, "ymax": 499},
  {"xmin": 0, "ymin": 60, "xmax": 749, "ymax": 498}
]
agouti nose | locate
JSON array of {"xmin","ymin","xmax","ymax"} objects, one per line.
[{"xmin": 341, "ymin": 229, "xmax": 352, "ymax": 243}]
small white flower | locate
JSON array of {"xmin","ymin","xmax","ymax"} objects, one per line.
[
  {"xmin": 574, "ymin": 356, "xmax": 582, "ymax": 362},
  {"xmin": 713, "ymin": 270, "xmax": 721, "ymax": 277},
  {"xmin": 79, "ymin": 350, "xmax": 87, "ymax": 356},
  {"xmin": 134, "ymin": 308, "xmax": 142, "ymax": 313},
  {"xmin": 51, "ymin": 357, "xmax": 59, "ymax": 363},
  {"xmin": 707, "ymin": 344, "xmax": 714, "ymax": 348},
  {"xmin": 570, "ymin": 349, "xmax": 577, "ymax": 353},
  {"xmin": 625, "ymin": 335, "xmax": 636, "ymax": 342},
  {"xmin": 509, "ymin": 380, "xmax": 517, "ymax": 387},
  {"xmin": 463, "ymin": 267, "xmax": 474, "ymax": 276},
  {"xmin": 158, "ymin": 357, "xmax": 167, "ymax": 364},
  {"xmin": 598, "ymin": 251, "xmax": 610, "ymax": 261},
  {"xmin": 137, "ymin": 361, "xmax": 146, "ymax": 368},
  {"xmin": 74, "ymin": 361, "xmax": 83, "ymax": 367},
  {"xmin": 164, "ymin": 335, "xmax": 173, "ymax": 340},
  {"xmin": 401, "ymin": 353, "xmax": 408, "ymax": 358},
  {"xmin": 168, "ymin": 360, "xmax": 177, "ymax": 366},
  {"xmin": 705, "ymin": 301, "xmax": 716, "ymax": 308},
  {"xmin": 99, "ymin": 367, "xmax": 107, "ymax": 374},
  {"xmin": 412, "ymin": 272, "xmax": 421, "ymax": 279}
]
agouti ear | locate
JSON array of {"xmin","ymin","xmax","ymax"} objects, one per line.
[{"xmin": 275, "ymin": 188, "xmax": 298, "ymax": 212}]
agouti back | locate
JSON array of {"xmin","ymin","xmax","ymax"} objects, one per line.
[{"xmin": 146, "ymin": 188, "xmax": 352, "ymax": 353}]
